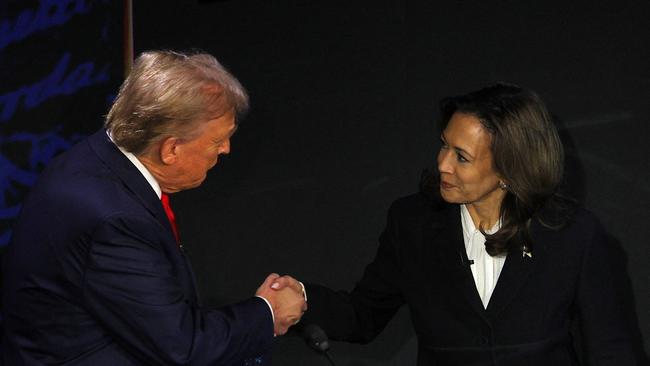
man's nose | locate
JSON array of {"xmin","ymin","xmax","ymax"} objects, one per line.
[{"xmin": 220, "ymin": 139, "xmax": 231, "ymax": 155}]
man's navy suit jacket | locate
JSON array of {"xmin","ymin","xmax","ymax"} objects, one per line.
[{"xmin": 2, "ymin": 129, "xmax": 273, "ymax": 365}]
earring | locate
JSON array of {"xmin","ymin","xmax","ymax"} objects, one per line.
[{"xmin": 499, "ymin": 181, "xmax": 508, "ymax": 190}]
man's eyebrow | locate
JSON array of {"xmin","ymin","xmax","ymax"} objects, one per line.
[
  {"xmin": 227, "ymin": 125, "xmax": 238, "ymax": 138},
  {"xmin": 215, "ymin": 125, "xmax": 238, "ymax": 143}
]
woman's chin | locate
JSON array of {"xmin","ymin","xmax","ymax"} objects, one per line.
[{"xmin": 439, "ymin": 188, "xmax": 459, "ymax": 204}]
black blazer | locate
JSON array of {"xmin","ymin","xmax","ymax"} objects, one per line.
[
  {"xmin": 2, "ymin": 130, "xmax": 273, "ymax": 365},
  {"xmin": 304, "ymin": 193, "xmax": 636, "ymax": 365}
]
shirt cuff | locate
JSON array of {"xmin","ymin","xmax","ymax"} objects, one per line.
[
  {"xmin": 255, "ymin": 295, "xmax": 275, "ymax": 324},
  {"xmin": 298, "ymin": 281, "xmax": 308, "ymax": 302}
]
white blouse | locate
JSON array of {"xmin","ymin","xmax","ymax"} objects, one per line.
[{"xmin": 460, "ymin": 204, "xmax": 506, "ymax": 309}]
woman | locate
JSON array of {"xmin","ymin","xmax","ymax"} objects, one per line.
[{"xmin": 300, "ymin": 83, "xmax": 636, "ymax": 365}]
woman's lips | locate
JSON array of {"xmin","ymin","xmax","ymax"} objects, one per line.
[{"xmin": 440, "ymin": 181, "xmax": 455, "ymax": 189}]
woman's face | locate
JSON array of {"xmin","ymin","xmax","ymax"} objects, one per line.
[{"xmin": 437, "ymin": 112, "xmax": 505, "ymax": 210}]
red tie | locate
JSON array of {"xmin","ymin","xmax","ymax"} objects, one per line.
[{"xmin": 161, "ymin": 193, "xmax": 180, "ymax": 245}]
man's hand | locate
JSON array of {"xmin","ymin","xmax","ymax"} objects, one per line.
[
  {"xmin": 256, "ymin": 273, "xmax": 307, "ymax": 335},
  {"xmin": 270, "ymin": 275, "xmax": 306, "ymax": 299}
]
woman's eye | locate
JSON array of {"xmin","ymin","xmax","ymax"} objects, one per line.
[{"xmin": 457, "ymin": 154, "xmax": 468, "ymax": 163}]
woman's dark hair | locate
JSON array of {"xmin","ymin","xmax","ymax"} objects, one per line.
[{"xmin": 424, "ymin": 82, "xmax": 567, "ymax": 256}]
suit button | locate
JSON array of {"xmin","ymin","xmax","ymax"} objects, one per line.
[{"xmin": 478, "ymin": 336, "xmax": 489, "ymax": 346}]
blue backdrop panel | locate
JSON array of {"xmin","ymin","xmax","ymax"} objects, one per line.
[{"xmin": 0, "ymin": 0, "xmax": 125, "ymax": 247}]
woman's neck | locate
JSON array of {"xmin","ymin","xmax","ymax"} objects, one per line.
[{"xmin": 466, "ymin": 199, "xmax": 502, "ymax": 230}]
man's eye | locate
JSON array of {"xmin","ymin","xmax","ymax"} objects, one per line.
[{"xmin": 457, "ymin": 154, "xmax": 468, "ymax": 163}]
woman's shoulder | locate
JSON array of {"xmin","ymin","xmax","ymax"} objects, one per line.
[
  {"xmin": 565, "ymin": 207, "xmax": 606, "ymax": 241},
  {"xmin": 535, "ymin": 198, "xmax": 606, "ymax": 242}
]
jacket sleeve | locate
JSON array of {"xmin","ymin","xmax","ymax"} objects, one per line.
[
  {"xmin": 303, "ymin": 201, "xmax": 406, "ymax": 343},
  {"xmin": 82, "ymin": 213, "xmax": 274, "ymax": 366},
  {"xmin": 574, "ymin": 214, "xmax": 638, "ymax": 366}
]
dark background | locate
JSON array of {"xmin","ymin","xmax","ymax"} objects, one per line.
[
  {"xmin": 132, "ymin": 1, "xmax": 649, "ymax": 364},
  {"xmin": 2, "ymin": 1, "xmax": 649, "ymax": 365}
]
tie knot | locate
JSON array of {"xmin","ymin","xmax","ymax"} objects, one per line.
[{"xmin": 161, "ymin": 192, "xmax": 170, "ymax": 205}]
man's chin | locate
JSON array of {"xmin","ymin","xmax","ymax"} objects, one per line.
[
  {"xmin": 188, "ymin": 177, "xmax": 207, "ymax": 189},
  {"xmin": 168, "ymin": 175, "xmax": 208, "ymax": 192}
]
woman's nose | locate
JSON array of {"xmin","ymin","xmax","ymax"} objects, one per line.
[{"xmin": 437, "ymin": 149, "xmax": 454, "ymax": 174}]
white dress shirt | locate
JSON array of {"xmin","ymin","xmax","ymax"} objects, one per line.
[{"xmin": 460, "ymin": 204, "xmax": 506, "ymax": 308}]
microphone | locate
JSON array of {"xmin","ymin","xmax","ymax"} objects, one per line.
[
  {"xmin": 459, "ymin": 251, "xmax": 474, "ymax": 266},
  {"xmin": 302, "ymin": 323, "xmax": 330, "ymax": 352},
  {"xmin": 301, "ymin": 324, "xmax": 337, "ymax": 366}
]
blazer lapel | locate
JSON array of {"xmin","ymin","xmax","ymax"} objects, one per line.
[
  {"xmin": 485, "ymin": 241, "xmax": 537, "ymax": 319},
  {"xmin": 87, "ymin": 129, "xmax": 200, "ymax": 303},
  {"xmin": 87, "ymin": 129, "xmax": 174, "ymax": 243},
  {"xmin": 426, "ymin": 204, "xmax": 489, "ymax": 320}
]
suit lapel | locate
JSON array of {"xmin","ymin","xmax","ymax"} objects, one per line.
[
  {"xmin": 424, "ymin": 200, "xmax": 539, "ymax": 322},
  {"xmin": 87, "ymin": 129, "xmax": 200, "ymax": 303},
  {"xmin": 87, "ymin": 129, "xmax": 174, "ymax": 242},
  {"xmin": 426, "ymin": 203, "xmax": 489, "ymax": 320},
  {"xmin": 485, "ymin": 238, "xmax": 537, "ymax": 319}
]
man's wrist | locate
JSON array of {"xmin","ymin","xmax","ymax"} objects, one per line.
[{"xmin": 255, "ymin": 295, "xmax": 275, "ymax": 323}]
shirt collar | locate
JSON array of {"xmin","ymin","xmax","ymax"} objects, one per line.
[
  {"xmin": 460, "ymin": 204, "xmax": 501, "ymax": 236},
  {"xmin": 107, "ymin": 130, "xmax": 162, "ymax": 199}
]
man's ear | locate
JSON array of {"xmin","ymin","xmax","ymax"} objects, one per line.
[{"xmin": 159, "ymin": 136, "xmax": 179, "ymax": 165}]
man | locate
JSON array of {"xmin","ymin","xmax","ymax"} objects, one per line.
[{"xmin": 2, "ymin": 50, "xmax": 306, "ymax": 365}]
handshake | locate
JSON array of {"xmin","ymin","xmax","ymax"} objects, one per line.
[{"xmin": 256, "ymin": 273, "xmax": 307, "ymax": 335}]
